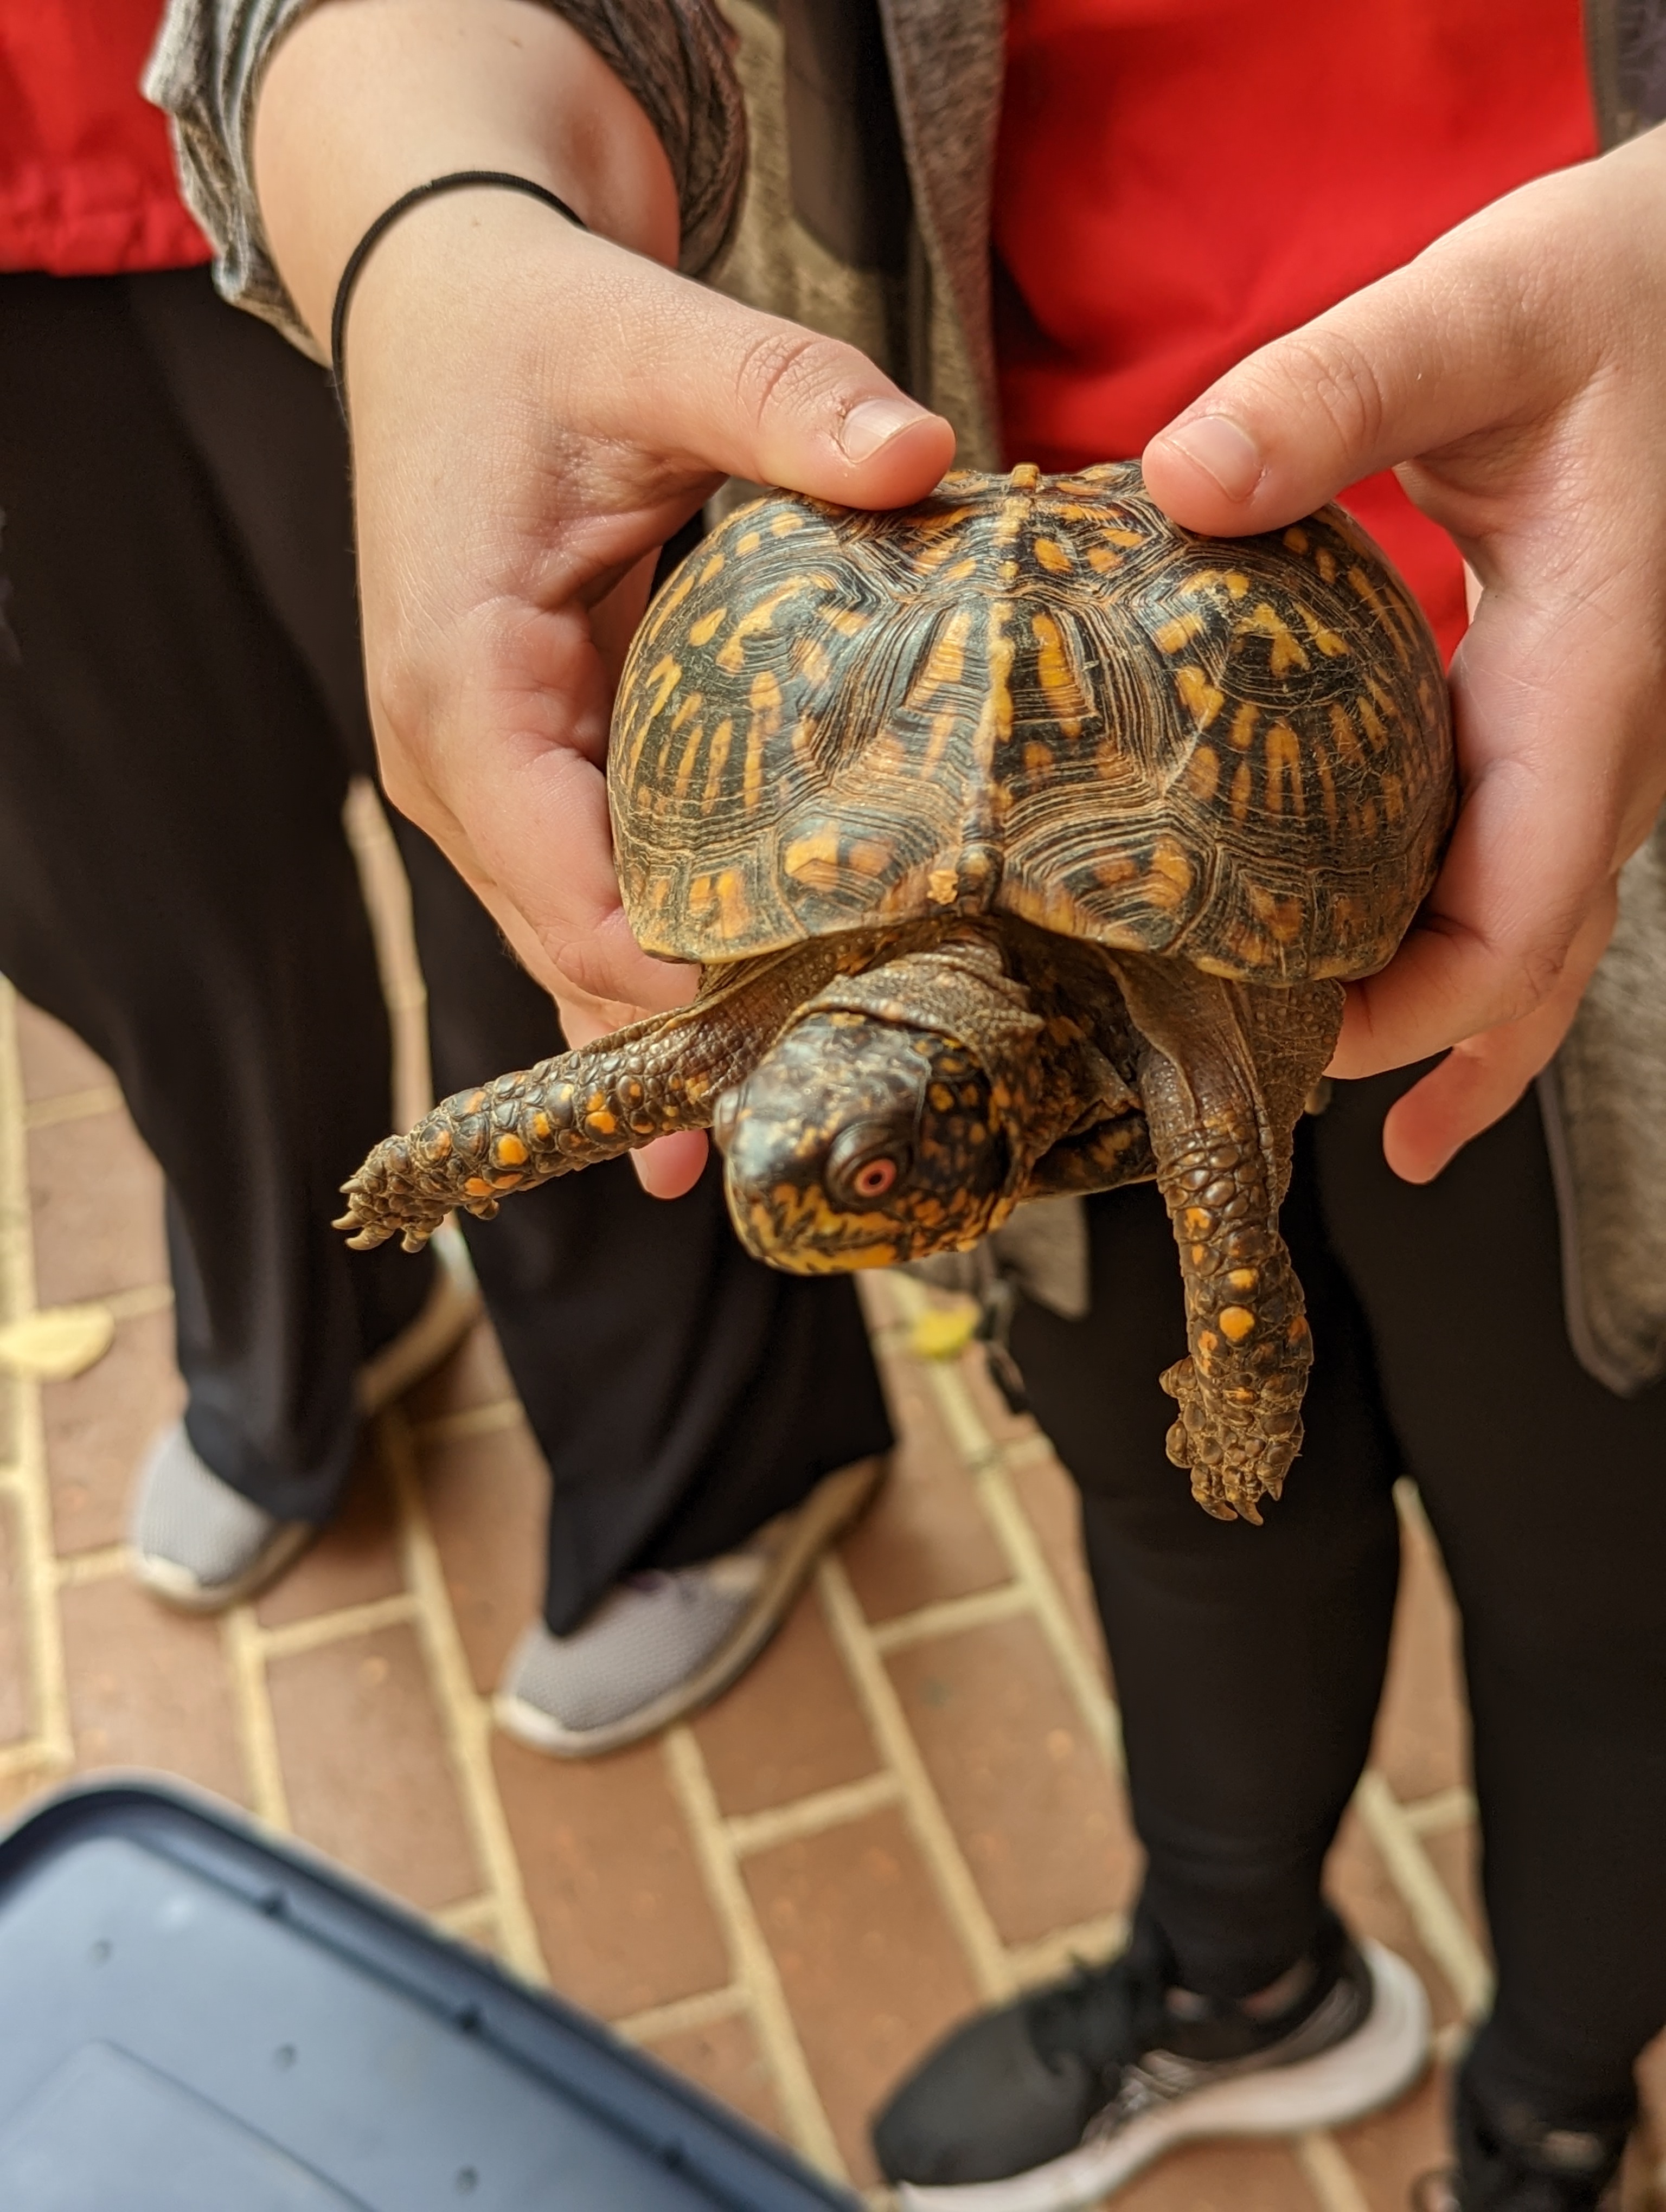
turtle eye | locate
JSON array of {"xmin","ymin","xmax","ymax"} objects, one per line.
[{"xmin": 827, "ymin": 1121, "xmax": 913, "ymax": 1208}]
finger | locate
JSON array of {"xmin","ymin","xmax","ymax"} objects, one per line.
[
  {"xmin": 630, "ymin": 1129, "xmax": 710, "ymax": 1198},
  {"xmin": 1138, "ymin": 196, "xmax": 1565, "ymax": 535},
  {"xmin": 1373, "ymin": 885, "xmax": 1617, "ymax": 1182},
  {"xmin": 547, "ymin": 234, "xmax": 957, "ymax": 512}
]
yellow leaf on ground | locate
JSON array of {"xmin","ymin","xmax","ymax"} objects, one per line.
[
  {"xmin": 908, "ymin": 1301, "xmax": 980, "ymax": 1362},
  {"xmin": 0, "ymin": 1304, "xmax": 117, "ymax": 1380}
]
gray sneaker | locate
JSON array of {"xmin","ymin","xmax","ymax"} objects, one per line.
[
  {"xmin": 494, "ymin": 1455, "xmax": 887, "ymax": 1757},
  {"xmin": 130, "ymin": 1231, "xmax": 480, "ymax": 1612}
]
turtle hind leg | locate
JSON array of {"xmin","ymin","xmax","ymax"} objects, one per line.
[{"xmin": 1108, "ymin": 953, "xmax": 1344, "ymax": 1522}]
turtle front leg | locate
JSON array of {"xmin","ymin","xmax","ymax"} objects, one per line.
[
  {"xmin": 336, "ymin": 1011, "xmax": 709, "ymax": 1252},
  {"xmin": 1108, "ymin": 954, "xmax": 1344, "ymax": 1523}
]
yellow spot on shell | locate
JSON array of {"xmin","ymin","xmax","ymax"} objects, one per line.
[
  {"xmin": 1283, "ymin": 526, "xmax": 1310, "ymax": 554},
  {"xmin": 1086, "ymin": 543, "xmax": 1123, "ymax": 574},
  {"xmin": 687, "ymin": 608, "xmax": 726, "ymax": 648},
  {"xmin": 1031, "ymin": 610, "xmax": 1088, "ymax": 730},
  {"xmin": 670, "ymin": 691, "xmax": 703, "ymax": 731},
  {"xmin": 736, "ymin": 530, "xmax": 762, "ymax": 554},
  {"xmin": 770, "ymin": 510, "xmax": 804, "ymax": 535},
  {"xmin": 847, "ymin": 839, "xmax": 894, "ymax": 877},
  {"xmin": 701, "ymin": 718, "xmax": 734, "ymax": 809},
  {"xmin": 464, "ymin": 1176, "xmax": 494, "ymax": 1198},
  {"xmin": 784, "ymin": 831, "xmax": 843, "ymax": 889},
  {"xmin": 819, "ymin": 605, "xmax": 868, "ymax": 638},
  {"xmin": 531, "ymin": 1113, "xmax": 553, "ymax": 1140},
  {"xmin": 1183, "ymin": 1206, "xmax": 1213, "ymax": 1237},
  {"xmin": 1154, "ymin": 613, "xmax": 1204, "ymax": 654},
  {"xmin": 1228, "ymin": 1268, "xmax": 1259, "ymax": 1290},
  {"xmin": 1033, "ymin": 537, "xmax": 1071, "ymax": 573},
  {"xmin": 927, "ymin": 867, "xmax": 959, "ymax": 904},
  {"xmin": 699, "ymin": 552, "xmax": 725, "ymax": 582},
  {"xmin": 1009, "ymin": 462, "xmax": 1042, "ymax": 489},
  {"xmin": 1176, "ymin": 666, "xmax": 1225, "ymax": 729},
  {"xmin": 1265, "ymin": 722, "xmax": 1304, "ymax": 816},
  {"xmin": 1024, "ymin": 741, "xmax": 1053, "ymax": 776},
  {"xmin": 494, "ymin": 1135, "xmax": 528, "ymax": 1167},
  {"xmin": 910, "ymin": 608, "xmax": 972, "ymax": 704},
  {"xmin": 1231, "ymin": 762, "xmax": 1254, "ymax": 821},
  {"xmin": 1219, "ymin": 1306, "xmax": 1257, "ymax": 1342},
  {"xmin": 1144, "ymin": 838, "xmax": 1193, "ymax": 908},
  {"xmin": 642, "ymin": 656, "xmax": 682, "ymax": 717},
  {"xmin": 491, "ymin": 1172, "xmax": 523, "ymax": 1190},
  {"xmin": 586, "ymin": 1109, "xmax": 619, "ymax": 1136},
  {"xmin": 1185, "ymin": 745, "xmax": 1220, "ymax": 802},
  {"xmin": 1242, "ymin": 602, "xmax": 1310, "ymax": 677},
  {"xmin": 1227, "ymin": 702, "xmax": 1260, "ymax": 751}
]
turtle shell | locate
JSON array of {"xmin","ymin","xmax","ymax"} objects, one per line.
[{"xmin": 610, "ymin": 462, "xmax": 1453, "ymax": 983}]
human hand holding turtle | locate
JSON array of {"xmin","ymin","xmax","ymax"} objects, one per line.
[{"xmin": 1143, "ymin": 120, "xmax": 1666, "ymax": 1184}]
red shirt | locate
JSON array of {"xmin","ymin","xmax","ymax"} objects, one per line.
[
  {"xmin": 994, "ymin": 0, "xmax": 1598, "ymax": 656},
  {"xmin": 0, "ymin": 0, "xmax": 209, "ymax": 275}
]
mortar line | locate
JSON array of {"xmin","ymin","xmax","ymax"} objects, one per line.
[
  {"xmin": 0, "ymin": 976, "xmax": 73, "ymax": 1770},
  {"xmin": 883, "ymin": 1276, "xmax": 1120, "ymax": 1770},
  {"xmin": 408, "ymin": 1399, "xmax": 524, "ymax": 1449},
  {"xmin": 100, "ymin": 1283, "xmax": 174, "ymax": 1323},
  {"xmin": 662, "ymin": 1724, "xmax": 847, "ymax": 2179},
  {"xmin": 431, "ymin": 1893, "xmax": 501, "ymax": 1940},
  {"xmin": 222, "ymin": 1605, "xmax": 291, "ymax": 1828},
  {"xmin": 53, "ymin": 1545, "xmax": 129, "ymax": 1588},
  {"xmin": 1004, "ymin": 1909, "xmax": 1129, "ymax": 1991},
  {"xmin": 376, "ymin": 1403, "xmax": 546, "ymax": 1984},
  {"xmin": 23, "ymin": 1085, "xmax": 126, "ymax": 1130},
  {"xmin": 613, "ymin": 1982, "xmax": 753, "ymax": 2048},
  {"xmin": 725, "ymin": 1771, "xmax": 902, "ymax": 1858},
  {"xmin": 1355, "ymin": 1769, "xmax": 1492, "ymax": 2019},
  {"xmin": 867, "ymin": 1584, "xmax": 1031, "ymax": 1655},
  {"xmin": 817, "ymin": 1554, "xmax": 1014, "ymax": 2004},
  {"xmin": 1401, "ymin": 1784, "xmax": 1477, "ymax": 1838},
  {"xmin": 254, "ymin": 1591, "xmax": 420, "ymax": 1661},
  {"xmin": 1295, "ymin": 2129, "xmax": 1375, "ymax": 2212},
  {"xmin": 0, "ymin": 1739, "xmax": 53, "ymax": 1780}
]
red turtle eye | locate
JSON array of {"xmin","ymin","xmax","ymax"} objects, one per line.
[{"xmin": 853, "ymin": 1156, "xmax": 899, "ymax": 1199}]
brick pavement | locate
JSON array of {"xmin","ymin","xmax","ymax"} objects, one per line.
[{"xmin": 2, "ymin": 816, "xmax": 1663, "ymax": 2206}]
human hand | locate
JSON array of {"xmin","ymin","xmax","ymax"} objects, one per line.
[
  {"xmin": 254, "ymin": 0, "xmax": 952, "ymax": 1195},
  {"xmin": 1142, "ymin": 123, "xmax": 1666, "ymax": 1181}
]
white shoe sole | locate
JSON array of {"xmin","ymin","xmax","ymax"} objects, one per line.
[
  {"xmin": 134, "ymin": 1231, "xmax": 480, "ymax": 1615},
  {"xmin": 896, "ymin": 1941, "xmax": 1431, "ymax": 2212},
  {"xmin": 493, "ymin": 1454, "xmax": 887, "ymax": 1758}
]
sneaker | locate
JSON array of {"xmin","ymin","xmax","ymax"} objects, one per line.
[
  {"xmin": 1411, "ymin": 2067, "xmax": 1630, "ymax": 2211},
  {"xmin": 873, "ymin": 1902, "xmax": 1430, "ymax": 2209},
  {"xmin": 130, "ymin": 1230, "xmax": 479, "ymax": 1612},
  {"xmin": 493, "ymin": 1454, "xmax": 886, "ymax": 1757}
]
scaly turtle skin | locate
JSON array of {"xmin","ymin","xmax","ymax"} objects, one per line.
[{"xmin": 339, "ymin": 463, "xmax": 1453, "ymax": 1523}]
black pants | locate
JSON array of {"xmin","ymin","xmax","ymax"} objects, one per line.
[
  {"xmin": 1014, "ymin": 1068, "xmax": 1666, "ymax": 2133},
  {"xmin": 0, "ymin": 267, "xmax": 892, "ymax": 1631}
]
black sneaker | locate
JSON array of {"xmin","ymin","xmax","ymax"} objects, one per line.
[
  {"xmin": 1410, "ymin": 2066, "xmax": 1630, "ymax": 2212},
  {"xmin": 872, "ymin": 1904, "xmax": 1430, "ymax": 2209}
]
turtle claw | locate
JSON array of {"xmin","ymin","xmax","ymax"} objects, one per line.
[{"xmin": 1159, "ymin": 1355, "xmax": 1301, "ymax": 1525}]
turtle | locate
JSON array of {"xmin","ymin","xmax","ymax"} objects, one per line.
[{"xmin": 338, "ymin": 462, "xmax": 1453, "ymax": 1523}]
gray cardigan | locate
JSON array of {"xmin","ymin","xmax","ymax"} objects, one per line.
[{"xmin": 148, "ymin": 0, "xmax": 1666, "ymax": 1393}]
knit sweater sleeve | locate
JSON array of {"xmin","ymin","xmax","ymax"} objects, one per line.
[{"xmin": 143, "ymin": 0, "xmax": 747, "ymax": 355}]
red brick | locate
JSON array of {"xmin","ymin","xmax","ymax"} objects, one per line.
[
  {"xmin": 0, "ymin": 1492, "xmax": 34, "ymax": 1745},
  {"xmin": 1336, "ymin": 2063, "xmax": 1453, "ymax": 2212},
  {"xmin": 254, "ymin": 1443, "xmax": 404, "ymax": 1626},
  {"xmin": 1111, "ymin": 2137, "xmax": 1325, "ymax": 2211},
  {"xmin": 1374, "ymin": 1509, "xmax": 1469, "ymax": 1805},
  {"xmin": 692, "ymin": 1585, "xmax": 877, "ymax": 1817},
  {"xmin": 14, "ymin": 999, "xmax": 112, "ymax": 1102},
  {"xmin": 28, "ymin": 1112, "xmax": 168, "ymax": 1309},
  {"xmin": 265, "ymin": 1624, "xmax": 479, "ymax": 1910},
  {"xmin": 887, "ymin": 1615, "xmax": 1137, "ymax": 1945},
  {"xmin": 1327, "ymin": 1805, "xmax": 1464, "ymax": 2033},
  {"xmin": 60, "ymin": 1576, "xmax": 245, "ymax": 1802},
  {"xmin": 1422, "ymin": 1819, "xmax": 1490, "ymax": 1963},
  {"xmin": 419, "ymin": 1419, "xmax": 546, "ymax": 1692},
  {"xmin": 492, "ymin": 1734, "xmax": 729, "ymax": 2020},
  {"xmin": 642, "ymin": 2009, "xmax": 784, "ymax": 2143},
  {"xmin": 742, "ymin": 1807, "xmax": 984, "ymax": 2185},
  {"xmin": 840, "ymin": 1349, "xmax": 1008, "ymax": 1623},
  {"xmin": 43, "ymin": 1308, "xmax": 180, "ymax": 1555}
]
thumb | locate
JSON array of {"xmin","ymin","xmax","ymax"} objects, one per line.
[
  {"xmin": 566, "ymin": 241, "xmax": 957, "ymax": 510},
  {"xmin": 1137, "ymin": 222, "xmax": 1549, "ymax": 533}
]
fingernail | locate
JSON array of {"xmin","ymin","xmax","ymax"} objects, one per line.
[
  {"xmin": 1159, "ymin": 414, "xmax": 1263, "ymax": 502},
  {"xmin": 838, "ymin": 396, "xmax": 927, "ymax": 463}
]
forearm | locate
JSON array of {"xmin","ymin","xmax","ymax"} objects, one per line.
[{"xmin": 253, "ymin": 0, "xmax": 677, "ymax": 350}]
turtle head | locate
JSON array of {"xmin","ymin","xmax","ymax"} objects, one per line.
[{"xmin": 713, "ymin": 1011, "xmax": 1014, "ymax": 1273}]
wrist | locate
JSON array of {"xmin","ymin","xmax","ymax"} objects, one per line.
[{"xmin": 252, "ymin": 0, "xmax": 677, "ymax": 351}]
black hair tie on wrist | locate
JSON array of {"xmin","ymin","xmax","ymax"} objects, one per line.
[{"xmin": 329, "ymin": 170, "xmax": 588, "ymax": 414}]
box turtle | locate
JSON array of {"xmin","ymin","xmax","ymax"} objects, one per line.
[{"xmin": 339, "ymin": 462, "xmax": 1452, "ymax": 1523}]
